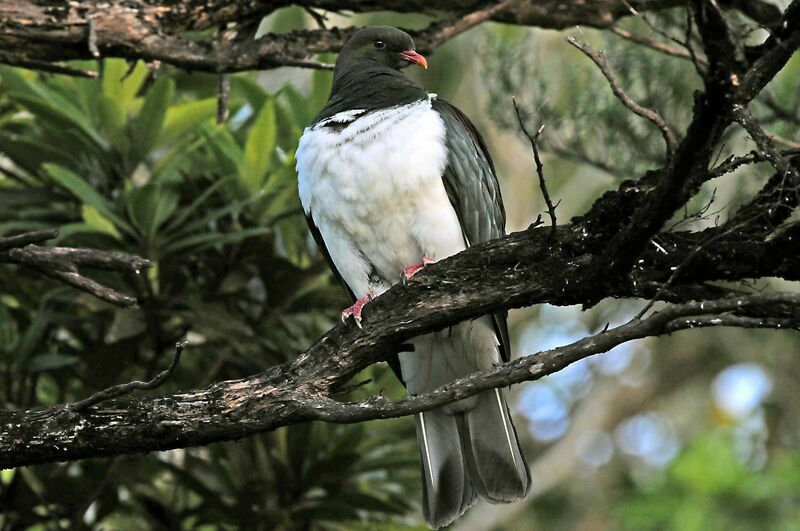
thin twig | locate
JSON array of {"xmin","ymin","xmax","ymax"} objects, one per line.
[
  {"xmin": 768, "ymin": 132, "xmax": 800, "ymax": 150},
  {"xmin": 68, "ymin": 342, "xmax": 185, "ymax": 412},
  {"xmin": 0, "ymin": 51, "xmax": 98, "ymax": 78},
  {"xmin": 304, "ymin": 7, "xmax": 328, "ymax": 29},
  {"xmin": 0, "ymin": 229, "xmax": 59, "ymax": 252},
  {"xmin": 417, "ymin": 0, "xmax": 518, "ymax": 51},
  {"xmin": 512, "ymin": 97, "xmax": 558, "ymax": 238},
  {"xmin": 272, "ymin": 58, "xmax": 334, "ymax": 70},
  {"xmin": 87, "ymin": 18, "xmax": 100, "ymax": 58},
  {"xmin": 217, "ymin": 74, "xmax": 230, "ymax": 124},
  {"xmin": 610, "ymin": 26, "xmax": 708, "ymax": 64},
  {"xmin": 733, "ymin": 104, "xmax": 794, "ymax": 177},
  {"xmin": 566, "ymin": 35, "xmax": 678, "ymax": 158},
  {"xmin": 684, "ymin": 7, "xmax": 706, "ymax": 78},
  {"xmin": 636, "ymin": 228, "xmax": 730, "ymax": 318},
  {"xmin": 618, "ymin": 0, "xmax": 706, "ymax": 75},
  {"xmin": 710, "ymin": 150, "xmax": 765, "ymax": 177},
  {"xmin": 709, "ymin": 148, "xmax": 800, "ymax": 177}
]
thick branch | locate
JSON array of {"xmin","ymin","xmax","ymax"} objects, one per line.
[
  {"xmin": 588, "ymin": 0, "xmax": 800, "ymax": 288},
  {"xmin": 0, "ymin": 0, "xmax": 770, "ymax": 74},
  {"xmin": 0, "ymin": 212, "xmax": 798, "ymax": 468},
  {"xmin": 306, "ymin": 293, "xmax": 800, "ymax": 423}
]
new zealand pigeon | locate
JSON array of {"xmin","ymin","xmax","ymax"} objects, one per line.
[{"xmin": 295, "ymin": 26, "xmax": 530, "ymax": 528}]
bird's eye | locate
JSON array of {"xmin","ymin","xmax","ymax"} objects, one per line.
[{"xmin": 373, "ymin": 40, "xmax": 385, "ymax": 49}]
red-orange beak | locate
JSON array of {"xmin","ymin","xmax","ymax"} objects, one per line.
[{"xmin": 400, "ymin": 50, "xmax": 428, "ymax": 69}]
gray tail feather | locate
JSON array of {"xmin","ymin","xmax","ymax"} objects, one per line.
[
  {"xmin": 457, "ymin": 388, "xmax": 530, "ymax": 502},
  {"xmin": 414, "ymin": 389, "xmax": 529, "ymax": 528},
  {"xmin": 415, "ymin": 410, "xmax": 477, "ymax": 529}
]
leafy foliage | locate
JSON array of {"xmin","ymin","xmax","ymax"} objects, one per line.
[
  {"xmin": 0, "ymin": 61, "xmax": 419, "ymax": 529},
  {"xmin": 616, "ymin": 431, "xmax": 800, "ymax": 531}
]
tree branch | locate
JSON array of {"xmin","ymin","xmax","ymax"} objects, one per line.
[
  {"xmin": 0, "ymin": 230, "xmax": 152, "ymax": 308},
  {"xmin": 566, "ymin": 34, "xmax": 677, "ymax": 158},
  {"xmin": 0, "ymin": 0, "xmax": 779, "ymax": 75},
  {"xmin": 609, "ymin": 26, "xmax": 708, "ymax": 65},
  {"xmin": 0, "ymin": 286, "xmax": 796, "ymax": 469},
  {"xmin": 513, "ymin": 97, "xmax": 558, "ymax": 237},
  {"xmin": 67, "ymin": 342, "xmax": 184, "ymax": 412}
]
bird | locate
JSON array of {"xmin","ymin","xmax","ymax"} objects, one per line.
[{"xmin": 295, "ymin": 26, "xmax": 530, "ymax": 528}]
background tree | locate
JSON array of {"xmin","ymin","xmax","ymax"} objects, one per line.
[{"xmin": 0, "ymin": 1, "xmax": 799, "ymax": 529}]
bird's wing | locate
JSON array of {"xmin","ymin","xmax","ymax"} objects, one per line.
[
  {"xmin": 305, "ymin": 211, "xmax": 357, "ymax": 302},
  {"xmin": 432, "ymin": 98, "xmax": 511, "ymax": 362}
]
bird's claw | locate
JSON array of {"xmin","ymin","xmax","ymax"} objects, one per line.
[
  {"xmin": 341, "ymin": 294, "xmax": 372, "ymax": 328},
  {"xmin": 402, "ymin": 256, "xmax": 433, "ymax": 283}
]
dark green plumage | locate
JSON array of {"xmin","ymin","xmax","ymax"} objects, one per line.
[
  {"xmin": 314, "ymin": 27, "xmax": 427, "ymax": 123},
  {"xmin": 432, "ymin": 98, "xmax": 511, "ymax": 362}
]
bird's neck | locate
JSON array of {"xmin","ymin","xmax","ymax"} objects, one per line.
[{"xmin": 313, "ymin": 64, "xmax": 428, "ymax": 124}]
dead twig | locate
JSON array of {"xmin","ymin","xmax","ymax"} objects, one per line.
[
  {"xmin": 566, "ymin": 35, "xmax": 678, "ymax": 158},
  {"xmin": 0, "ymin": 231, "xmax": 152, "ymax": 308},
  {"xmin": 217, "ymin": 74, "xmax": 230, "ymax": 124},
  {"xmin": 0, "ymin": 228, "xmax": 59, "ymax": 252},
  {"xmin": 609, "ymin": 26, "xmax": 708, "ymax": 65},
  {"xmin": 87, "ymin": 18, "xmax": 100, "ymax": 58},
  {"xmin": 68, "ymin": 342, "xmax": 185, "ymax": 412},
  {"xmin": 0, "ymin": 51, "xmax": 97, "ymax": 78},
  {"xmin": 512, "ymin": 97, "xmax": 559, "ymax": 238},
  {"xmin": 416, "ymin": 0, "xmax": 518, "ymax": 51},
  {"xmin": 304, "ymin": 7, "xmax": 328, "ymax": 29},
  {"xmin": 733, "ymin": 104, "xmax": 795, "ymax": 177}
]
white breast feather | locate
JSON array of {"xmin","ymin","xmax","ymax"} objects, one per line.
[{"xmin": 296, "ymin": 96, "xmax": 466, "ymax": 299}]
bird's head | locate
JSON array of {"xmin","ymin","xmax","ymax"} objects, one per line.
[{"xmin": 336, "ymin": 26, "xmax": 428, "ymax": 73}]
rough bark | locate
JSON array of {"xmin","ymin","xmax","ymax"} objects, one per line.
[
  {"xmin": 1, "ymin": 201, "xmax": 798, "ymax": 468},
  {"xmin": 0, "ymin": 0, "xmax": 782, "ymax": 73}
]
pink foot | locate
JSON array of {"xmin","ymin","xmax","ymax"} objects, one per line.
[
  {"xmin": 341, "ymin": 294, "xmax": 373, "ymax": 328},
  {"xmin": 402, "ymin": 256, "xmax": 434, "ymax": 280}
]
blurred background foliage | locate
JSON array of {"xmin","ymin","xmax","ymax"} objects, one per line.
[{"xmin": 1, "ymin": 4, "xmax": 800, "ymax": 530}]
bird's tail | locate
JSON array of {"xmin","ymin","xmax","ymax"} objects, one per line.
[
  {"xmin": 415, "ymin": 389, "xmax": 530, "ymax": 528},
  {"xmin": 415, "ymin": 409, "xmax": 476, "ymax": 528}
]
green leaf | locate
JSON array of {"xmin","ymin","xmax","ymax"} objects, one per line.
[
  {"xmin": 125, "ymin": 182, "xmax": 179, "ymax": 239},
  {"xmin": 157, "ymin": 97, "xmax": 217, "ymax": 146},
  {"xmin": 279, "ymin": 84, "xmax": 312, "ymax": 126},
  {"xmin": 672, "ymin": 432, "xmax": 746, "ymax": 495},
  {"xmin": 161, "ymin": 226, "xmax": 271, "ymax": 255},
  {"xmin": 82, "ymin": 205, "xmax": 122, "ymax": 239},
  {"xmin": 129, "ymin": 77, "xmax": 175, "ymax": 167},
  {"xmin": 11, "ymin": 94, "xmax": 107, "ymax": 152},
  {"xmin": 2, "ymin": 68, "xmax": 97, "ymax": 134},
  {"xmin": 203, "ymin": 126, "xmax": 244, "ymax": 177},
  {"xmin": 15, "ymin": 314, "xmax": 50, "ymax": 364},
  {"xmin": 161, "ymin": 176, "xmax": 233, "ymax": 234},
  {"xmin": 242, "ymin": 99, "xmax": 277, "ymax": 193},
  {"xmin": 26, "ymin": 352, "xmax": 80, "ymax": 372},
  {"xmin": 0, "ymin": 134, "xmax": 65, "ymax": 176},
  {"xmin": 163, "ymin": 194, "xmax": 257, "ymax": 241},
  {"xmin": 95, "ymin": 95, "xmax": 128, "ymax": 146},
  {"xmin": 232, "ymin": 76, "xmax": 269, "ymax": 111},
  {"xmin": 44, "ymin": 163, "xmax": 135, "ymax": 237},
  {"xmin": 102, "ymin": 59, "xmax": 148, "ymax": 113}
]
